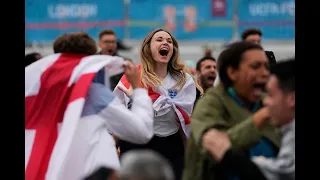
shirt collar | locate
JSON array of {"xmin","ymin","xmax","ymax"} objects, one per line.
[
  {"xmin": 280, "ymin": 119, "xmax": 295, "ymax": 135},
  {"xmin": 227, "ymin": 87, "xmax": 260, "ymax": 112}
]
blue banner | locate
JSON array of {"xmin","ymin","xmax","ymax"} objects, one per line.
[
  {"xmin": 25, "ymin": 0, "xmax": 125, "ymax": 42},
  {"xmin": 25, "ymin": 0, "xmax": 294, "ymax": 42},
  {"xmin": 129, "ymin": 0, "xmax": 234, "ymax": 40},
  {"xmin": 237, "ymin": 0, "xmax": 295, "ymax": 39}
]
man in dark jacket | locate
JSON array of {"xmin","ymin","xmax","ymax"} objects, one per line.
[
  {"xmin": 97, "ymin": 29, "xmax": 131, "ymax": 90},
  {"xmin": 194, "ymin": 56, "xmax": 217, "ymax": 106}
]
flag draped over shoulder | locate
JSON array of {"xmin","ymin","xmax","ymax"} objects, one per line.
[
  {"xmin": 114, "ymin": 66, "xmax": 196, "ymax": 137},
  {"xmin": 25, "ymin": 53, "xmax": 125, "ymax": 180}
]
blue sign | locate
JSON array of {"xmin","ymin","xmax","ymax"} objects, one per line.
[
  {"xmin": 237, "ymin": 0, "xmax": 295, "ymax": 39},
  {"xmin": 129, "ymin": 0, "xmax": 234, "ymax": 40},
  {"xmin": 25, "ymin": 0, "xmax": 125, "ymax": 42},
  {"xmin": 25, "ymin": 0, "xmax": 295, "ymax": 42}
]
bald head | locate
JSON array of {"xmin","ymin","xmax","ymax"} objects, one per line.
[{"xmin": 119, "ymin": 150, "xmax": 174, "ymax": 180}]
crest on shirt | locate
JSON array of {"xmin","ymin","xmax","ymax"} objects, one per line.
[{"xmin": 168, "ymin": 89, "xmax": 178, "ymax": 99}]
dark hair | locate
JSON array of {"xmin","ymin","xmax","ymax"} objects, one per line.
[
  {"xmin": 99, "ymin": 29, "xmax": 116, "ymax": 40},
  {"xmin": 83, "ymin": 167, "xmax": 114, "ymax": 180},
  {"xmin": 270, "ymin": 58, "xmax": 295, "ymax": 92},
  {"xmin": 25, "ymin": 52, "xmax": 41, "ymax": 67},
  {"xmin": 217, "ymin": 41, "xmax": 264, "ymax": 89},
  {"xmin": 241, "ymin": 28, "xmax": 262, "ymax": 40},
  {"xmin": 265, "ymin": 51, "xmax": 277, "ymax": 65},
  {"xmin": 53, "ymin": 32, "xmax": 97, "ymax": 55},
  {"xmin": 196, "ymin": 56, "xmax": 216, "ymax": 71}
]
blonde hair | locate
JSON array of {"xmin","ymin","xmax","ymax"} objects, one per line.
[{"xmin": 140, "ymin": 28, "xmax": 202, "ymax": 93}]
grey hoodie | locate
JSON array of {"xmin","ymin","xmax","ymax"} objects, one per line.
[{"xmin": 252, "ymin": 120, "xmax": 295, "ymax": 180}]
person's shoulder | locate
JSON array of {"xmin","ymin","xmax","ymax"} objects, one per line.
[
  {"xmin": 196, "ymin": 85, "xmax": 229, "ymax": 111},
  {"xmin": 205, "ymin": 84, "xmax": 225, "ymax": 97},
  {"xmin": 185, "ymin": 71, "xmax": 198, "ymax": 84},
  {"xmin": 185, "ymin": 72, "xmax": 193, "ymax": 79},
  {"xmin": 196, "ymin": 86, "xmax": 222, "ymax": 107}
]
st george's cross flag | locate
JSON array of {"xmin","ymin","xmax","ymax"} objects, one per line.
[
  {"xmin": 114, "ymin": 65, "xmax": 196, "ymax": 137},
  {"xmin": 25, "ymin": 53, "xmax": 125, "ymax": 180}
]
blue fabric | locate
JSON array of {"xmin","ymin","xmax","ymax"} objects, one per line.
[
  {"xmin": 227, "ymin": 88, "xmax": 260, "ymax": 112},
  {"xmin": 249, "ymin": 138, "xmax": 277, "ymax": 158},
  {"xmin": 93, "ymin": 68, "xmax": 105, "ymax": 85},
  {"xmin": 227, "ymin": 87, "xmax": 277, "ymax": 180},
  {"xmin": 81, "ymin": 72, "xmax": 115, "ymax": 117}
]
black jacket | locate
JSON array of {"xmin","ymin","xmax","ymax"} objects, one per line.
[
  {"xmin": 217, "ymin": 148, "xmax": 268, "ymax": 180},
  {"xmin": 194, "ymin": 88, "xmax": 202, "ymax": 107}
]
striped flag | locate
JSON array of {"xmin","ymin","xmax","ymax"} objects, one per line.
[
  {"xmin": 114, "ymin": 66, "xmax": 196, "ymax": 137},
  {"xmin": 25, "ymin": 53, "xmax": 125, "ymax": 180}
]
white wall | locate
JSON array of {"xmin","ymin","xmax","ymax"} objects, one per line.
[{"xmin": 25, "ymin": 40, "xmax": 295, "ymax": 66}]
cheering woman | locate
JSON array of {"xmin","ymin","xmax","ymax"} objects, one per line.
[{"xmin": 114, "ymin": 28, "xmax": 198, "ymax": 180}]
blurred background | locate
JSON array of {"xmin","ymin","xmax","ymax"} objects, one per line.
[{"xmin": 25, "ymin": 0, "xmax": 295, "ymax": 66}]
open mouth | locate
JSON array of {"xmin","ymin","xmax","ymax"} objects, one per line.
[
  {"xmin": 253, "ymin": 83, "xmax": 266, "ymax": 96},
  {"xmin": 108, "ymin": 49, "xmax": 113, "ymax": 54},
  {"xmin": 159, "ymin": 48, "xmax": 169, "ymax": 56},
  {"xmin": 253, "ymin": 83, "xmax": 266, "ymax": 90},
  {"xmin": 207, "ymin": 76, "xmax": 216, "ymax": 81}
]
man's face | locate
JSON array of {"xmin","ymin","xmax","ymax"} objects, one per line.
[
  {"xmin": 263, "ymin": 76, "xmax": 295, "ymax": 126},
  {"xmin": 99, "ymin": 34, "xmax": 117, "ymax": 55},
  {"xmin": 245, "ymin": 34, "xmax": 261, "ymax": 45},
  {"xmin": 197, "ymin": 59, "xmax": 217, "ymax": 90}
]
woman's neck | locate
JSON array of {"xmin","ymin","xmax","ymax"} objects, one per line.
[
  {"xmin": 154, "ymin": 63, "xmax": 168, "ymax": 79},
  {"xmin": 230, "ymin": 87, "xmax": 255, "ymax": 110},
  {"xmin": 238, "ymin": 96, "xmax": 254, "ymax": 110}
]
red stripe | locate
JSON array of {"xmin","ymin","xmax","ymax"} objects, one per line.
[
  {"xmin": 25, "ymin": 20, "xmax": 125, "ymax": 29},
  {"xmin": 148, "ymin": 88, "xmax": 190, "ymax": 125},
  {"xmin": 239, "ymin": 20, "xmax": 294, "ymax": 26},
  {"xmin": 176, "ymin": 106, "xmax": 191, "ymax": 125},
  {"xmin": 148, "ymin": 84, "xmax": 191, "ymax": 125},
  {"xmin": 68, "ymin": 73, "xmax": 96, "ymax": 103},
  {"xmin": 25, "ymin": 20, "xmax": 294, "ymax": 30},
  {"xmin": 148, "ymin": 87, "xmax": 160, "ymax": 100},
  {"xmin": 25, "ymin": 53, "xmax": 96, "ymax": 180},
  {"xmin": 119, "ymin": 74, "xmax": 131, "ymax": 89}
]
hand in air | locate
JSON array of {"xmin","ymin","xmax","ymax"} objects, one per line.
[
  {"xmin": 117, "ymin": 61, "xmax": 141, "ymax": 97},
  {"xmin": 123, "ymin": 61, "xmax": 141, "ymax": 89}
]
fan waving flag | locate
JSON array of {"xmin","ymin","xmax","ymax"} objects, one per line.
[
  {"xmin": 25, "ymin": 53, "xmax": 125, "ymax": 180},
  {"xmin": 114, "ymin": 65, "xmax": 196, "ymax": 138}
]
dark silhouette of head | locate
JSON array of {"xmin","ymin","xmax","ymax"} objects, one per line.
[
  {"xmin": 53, "ymin": 32, "xmax": 97, "ymax": 55},
  {"xmin": 25, "ymin": 52, "xmax": 42, "ymax": 67}
]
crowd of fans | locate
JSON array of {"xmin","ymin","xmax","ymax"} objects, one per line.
[{"xmin": 25, "ymin": 27, "xmax": 294, "ymax": 180}]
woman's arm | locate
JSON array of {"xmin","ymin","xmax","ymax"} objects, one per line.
[{"xmin": 191, "ymin": 88, "xmax": 260, "ymax": 149}]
